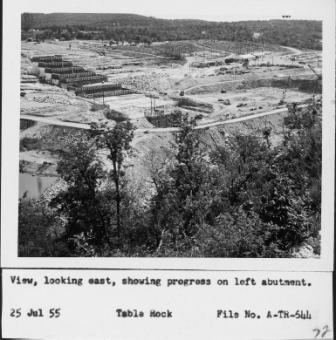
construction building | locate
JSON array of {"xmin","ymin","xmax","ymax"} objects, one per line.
[
  {"xmin": 31, "ymin": 54, "xmax": 112, "ymax": 95},
  {"xmin": 30, "ymin": 54, "xmax": 138, "ymax": 100},
  {"xmin": 61, "ymin": 74, "xmax": 108, "ymax": 87},
  {"xmin": 144, "ymin": 108, "xmax": 182, "ymax": 128},
  {"xmin": 31, "ymin": 55, "xmax": 63, "ymax": 62},
  {"xmin": 46, "ymin": 66, "xmax": 85, "ymax": 74},
  {"xmin": 74, "ymin": 82, "xmax": 135, "ymax": 98},
  {"xmin": 38, "ymin": 61, "xmax": 73, "ymax": 68}
]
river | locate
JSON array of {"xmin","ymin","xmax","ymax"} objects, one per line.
[{"xmin": 19, "ymin": 173, "xmax": 58, "ymax": 199}]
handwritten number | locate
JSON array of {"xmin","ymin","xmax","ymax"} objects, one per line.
[
  {"xmin": 313, "ymin": 328, "xmax": 320, "ymax": 338},
  {"xmin": 313, "ymin": 325, "xmax": 330, "ymax": 338},
  {"xmin": 321, "ymin": 325, "xmax": 330, "ymax": 338}
]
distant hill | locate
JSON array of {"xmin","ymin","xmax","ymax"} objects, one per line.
[
  {"xmin": 22, "ymin": 13, "xmax": 170, "ymax": 28},
  {"xmin": 21, "ymin": 13, "xmax": 322, "ymax": 50}
]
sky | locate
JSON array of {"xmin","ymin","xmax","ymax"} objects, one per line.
[{"xmin": 16, "ymin": 0, "xmax": 329, "ymax": 21}]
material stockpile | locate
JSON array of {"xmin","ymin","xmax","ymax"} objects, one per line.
[
  {"xmin": 191, "ymin": 60, "xmax": 225, "ymax": 68},
  {"xmin": 176, "ymin": 96, "xmax": 214, "ymax": 113}
]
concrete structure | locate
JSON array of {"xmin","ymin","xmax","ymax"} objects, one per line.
[
  {"xmin": 53, "ymin": 71, "xmax": 97, "ymax": 81},
  {"xmin": 75, "ymin": 82, "xmax": 134, "ymax": 97},
  {"xmin": 31, "ymin": 55, "xmax": 63, "ymax": 62},
  {"xmin": 38, "ymin": 61, "xmax": 73, "ymax": 68},
  {"xmin": 45, "ymin": 66, "xmax": 85, "ymax": 74},
  {"xmin": 30, "ymin": 54, "xmax": 132, "ymax": 97}
]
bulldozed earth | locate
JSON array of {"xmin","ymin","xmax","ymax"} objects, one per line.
[{"xmin": 20, "ymin": 39, "xmax": 321, "ymax": 194}]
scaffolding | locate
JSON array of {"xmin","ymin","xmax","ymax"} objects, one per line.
[
  {"xmin": 81, "ymin": 89, "xmax": 134, "ymax": 98},
  {"xmin": 46, "ymin": 66, "xmax": 85, "ymax": 74},
  {"xmin": 31, "ymin": 55, "xmax": 63, "ymax": 62},
  {"xmin": 38, "ymin": 61, "xmax": 73, "ymax": 68},
  {"xmin": 145, "ymin": 110, "xmax": 182, "ymax": 128},
  {"xmin": 63, "ymin": 75, "xmax": 108, "ymax": 85},
  {"xmin": 74, "ymin": 82, "xmax": 135, "ymax": 97},
  {"xmin": 53, "ymin": 71, "xmax": 97, "ymax": 81},
  {"xmin": 31, "ymin": 54, "xmax": 131, "ymax": 98}
]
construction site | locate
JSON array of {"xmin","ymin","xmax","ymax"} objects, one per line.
[{"xmin": 20, "ymin": 38, "xmax": 322, "ymax": 196}]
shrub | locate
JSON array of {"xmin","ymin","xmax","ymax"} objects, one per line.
[{"xmin": 20, "ymin": 137, "xmax": 42, "ymax": 151}]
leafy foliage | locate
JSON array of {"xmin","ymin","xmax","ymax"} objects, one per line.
[
  {"xmin": 19, "ymin": 198, "xmax": 66, "ymax": 256},
  {"xmin": 19, "ymin": 104, "xmax": 321, "ymax": 257},
  {"xmin": 90, "ymin": 121, "xmax": 135, "ymax": 245},
  {"xmin": 149, "ymin": 117, "xmax": 219, "ymax": 254},
  {"xmin": 49, "ymin": 133, "xmax": 110, "ymax": 248},
  {"xmin": 20, "ymin": 137, "xmax": 43, "ymax": 151}
]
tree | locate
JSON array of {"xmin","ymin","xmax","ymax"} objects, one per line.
[
  {"xmin": 50, "ymin": 132, "xmax": 109, "ymax": 247},
  {"xmin": 22, "ymin": 13, "xmax": 35, "ymax": 31},
  {"xmin": 208, "ymin": 103, "xmax": 322, "ymax": 254},
  {"xmin": 194, "ymin": 209, "xmax": 286, "ymax": 257},
  {"xmin": 90, "ymin": 121, "xmax": 135, "ymax": 245},
  {"xmin": 19, "ymin": 197, "xmax": 66, "ymax": 256},
  {"xmin": 18, "ymin": 102, "xmax": 321, "ymax": 257},
  {"xmin": 149, "ymin": 116, "xmax": 219, "ymax": 254}
]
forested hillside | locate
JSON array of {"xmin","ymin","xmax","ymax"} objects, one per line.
[
  {"xmin": 19, "ymin": 103, "xmax": 322, "ymax": 257},
  {"xmin": 21, "ymin": 13, "xmax": 322, "ymax": 50}
]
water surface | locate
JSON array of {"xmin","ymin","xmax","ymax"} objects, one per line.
[{"xmin": 19, "ymin": 173, "xmax": 57, "ymax": 198}]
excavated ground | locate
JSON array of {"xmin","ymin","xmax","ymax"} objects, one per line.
[{"xmin": 20, "ymin": 39, "xmax": 321, "ymax": 190}]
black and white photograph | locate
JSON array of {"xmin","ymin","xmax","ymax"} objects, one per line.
[
  {"xmin": 1, "ymin": 1, "xmax": 335, "ymax": 339},
  {"xmin": 17, "ymin": 10, "xmax": 325, "ymax": 259}
]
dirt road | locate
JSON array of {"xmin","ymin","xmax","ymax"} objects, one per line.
[
  {"xmin": 21, "ymin": 104, "xmax": 307, "ymax": 134},
  {"xmin": 20, "ymin": 115, "xmax": 91, "ymax": 130},
  {"xmin": 137, "ymin": 106, "xmax": 299, "ymax": 133}
]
